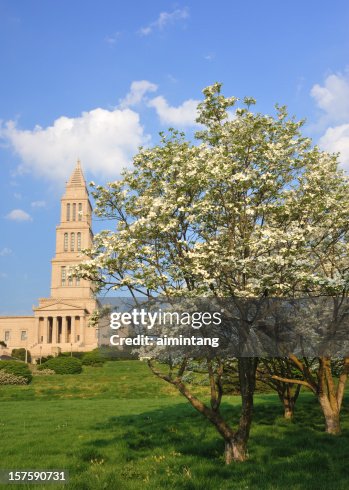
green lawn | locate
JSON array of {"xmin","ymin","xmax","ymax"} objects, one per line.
[{"xmin": 0, "ymin": 361, "xmax": 348, "ymax": 489}]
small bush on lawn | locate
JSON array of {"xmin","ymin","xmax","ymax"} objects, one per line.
[
  {"xmin": 11, "ymin": 348, "xmax": 31, "ymax": 363},
  {"xmin": 38, "ymin": 357, "xmax": 82, "ymax": 374},
  {"xmin": 82, "ymin": 351, "xmax": 106, "ymax": 367},
  {"xmin": 0, "ymin": 361, "xmax": 32, "ymax": 383},
  {"xmin": 0, "ymin": 370, "xmax": 28, "ymax": 385}
]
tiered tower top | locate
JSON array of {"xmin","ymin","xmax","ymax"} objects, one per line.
[
  {"xmin": 50, "ymin": 160, "xmax": 94, "ymax": 299},
  {"xmin": 68, "ymin": 159, "xmax": 85, "ymax": 186}
]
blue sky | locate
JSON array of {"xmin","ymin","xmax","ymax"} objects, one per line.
[{"xmin": 1, "ymin": 0, "xmax": 349, "ymax": 313}]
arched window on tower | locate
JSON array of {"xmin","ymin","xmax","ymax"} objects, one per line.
[
  {"xmin": 66, "ymin": 203, "xmax": 70, "ymax": 221},
  {"xmin": 78, "ymin": 203, "xmax": 82, "ymax": 221},
  {"xmin": 76, "ymin": 276, "xmax": 80, "ymax": 286},
  {"xmin": 72, "ymin": 203, "xmax": 76, "ymax": 221},
  {"xmin": 68, "ymin": 267, "xmax": 73, "ymax": 286},
  {"xmin": 71, "ymin": 233, "xmax": 75, "ymax": 251},
  {"xmin": 77, "ymin": 232, "xmax": 81, "ymax": 251},
  {"xmin": 61, "ymin": 267, "xmax": 66, "ymax": 286},
  {"xmin": 64, "ymin": 233, "xmax": 68, "ymax": 252}
]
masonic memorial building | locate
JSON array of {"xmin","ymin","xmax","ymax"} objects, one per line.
[{"xmin": 0, "ymin": 161, "xmax": 99, "ymax": 360}]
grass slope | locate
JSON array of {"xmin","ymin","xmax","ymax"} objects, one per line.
[{"xmin": 0, "ymin": 361, "xmax": 348, "ymax": 489}]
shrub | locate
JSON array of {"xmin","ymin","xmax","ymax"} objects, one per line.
[
  {"xmin": 11, "ymin": 348, "xmax": 31, "ymax": 363},
  {"xmin": 0, "ymin": 370, "xmax": 27, "ymax": 385},
  {"xmin": 38, "ymin": 356, "xmax": 82, "ymax": 374},
  {"xmin": 0, "ymin": 361, "xmax": 32, "ymax": 383},
  {"xmin": 82, "ymin": 351, "xmax": 106, "ymax": 367}
]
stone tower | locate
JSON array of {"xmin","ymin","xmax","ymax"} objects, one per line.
[
  {"xmin": 51, "ymin": 160, "xmax": 94, "ymax": 300},
  {"xmin": 32, "ymin": 161, "xmax": 99, "ymax": 355}
]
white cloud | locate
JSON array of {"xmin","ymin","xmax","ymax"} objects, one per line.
[
  {"xmin": 0, "ymin": 248, "xmax": 12, "ymax": 256},
  {"xmin": 139, "ymin": 7, "xmax": 189, "ymax": 36},
  {"xmin": 318, "ymin": 124, "xmax": 349, "ymax": 170},
  {"xmin": 311, "ymin": 72, "xmax": 349, "ymax": 170},
  {"xmin": 6, "ymin": 209, "xmax": 32, "ymax": 222},
  {"xmin": 31, "ymin": 200, "xmax": 46, "ymax": 208},
  {"xmin": 311, "ymin": 73, "xmax": 349, "ymax": 124},
  {"xmin": 120, "ymin": 80, "xmax": 158, "ymax": 108},
  {"xmin": 148, "ymin": 96, "xmax": 199, "ymax": 126},
  {"xmin": 0, "ymin": 106, "xmax": 150, "ymax": 181}
]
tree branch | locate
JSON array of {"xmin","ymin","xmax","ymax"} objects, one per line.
[{"xmin": 271, "ymin": 375, "xmax": 317, "ymax": 393}]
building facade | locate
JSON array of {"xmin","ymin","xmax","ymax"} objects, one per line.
[{"xmin": 0, "ymin": 161, "xmax": 99, "ymax": 360}]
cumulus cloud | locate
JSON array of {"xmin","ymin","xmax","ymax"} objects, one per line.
[
  {"xmin": 0, "ymin": 80, "xmax": 203, "ymax": 182},
  {"xmin": 0, "ymin": 106, "xmax": 150, "ymax": 181},
  {"xmin": 6, "ymin": 209, "xmax": 32, "ymax": 222},
  {"xmin": 311, "ymin": 72, "xmax": 349, "ymax": 170},
  {"xmin": 0, "ymin": 248, "xmax": 12, "ymax": 256},
  {"xmin": 31, "ymin": 200, "xmax": 46, "ymax": 208},
  {"xmin": 148, "ymin": 96, "xmax": 199, "ymax": 126},
  {"xmin": 139, "ymin": 7, "xmax": 189, "ymax": 36},
  {"xmin": 120, "ymin": 80, "xmax": 158, "ymax": 108},
  {"xmin": 318, "ymin": 124, "xmax": 349, "ymax": 169},
  {"xmin": 311, "ymin": 73, "xmax": 349, "ymax": 124}
]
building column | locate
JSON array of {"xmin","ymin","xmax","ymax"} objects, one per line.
[
  {"xmin": 43, "ymin": 317, "xmax": 48, "ymax": 344},
  {"xmin": 80, "ymin": 316, "xmax": 85, "ymax": 345},
  {"xmin": 34, "ymin": 317, "xmax": 40, "ymax": 344},
  {"xmin": 71, "ymin": 316, "xmax": 76, "ymax": 344},
  {"xmin": 62, "ymin": 317, "xmax": 68, "ymax": 344},
  {"xmin": 52, "ymin": 317, "xmax": 58, "ymax": 344}
]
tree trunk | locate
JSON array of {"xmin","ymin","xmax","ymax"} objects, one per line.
[
  {"xmin": 233, "ymin": 437, "xmax": 248, "ymax": 462},
  {"xmin": 224, "ymin": 439, "xmax": 235, "ymax": 464},
  {"xmin": 279, "ymin": 393, "xmax": 295, "ymax": 419},
  {"xmin": 284, "ymin": 403, "xmax": 294, "ymax": 420},
  {"xmin": 224, "ymin": 437, "xmax": 247, "ymax": 463},
  {"xmin": 324, "ymin": 412, "xmax": 341, "ymax": 435},
  {"xmin": 208, "ymin": 357, "xmax": 256, "ymax": 464},
  {"xmin": 318, "ymin": 395, "xmax": 341, "ymax": 435},
  {"xmin": 232, "ymin": 357, "xmax": 257, "ymax": 461}
]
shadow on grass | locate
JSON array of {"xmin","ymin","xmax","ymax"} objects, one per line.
[{"xmin": 78, "ymin": 394, "xmax": 349, "ymax": 489}]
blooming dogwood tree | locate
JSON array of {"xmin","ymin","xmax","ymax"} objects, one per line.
[{"xmin": 77, "ymin": 83, "xmax": 349, "ymax": 459}]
